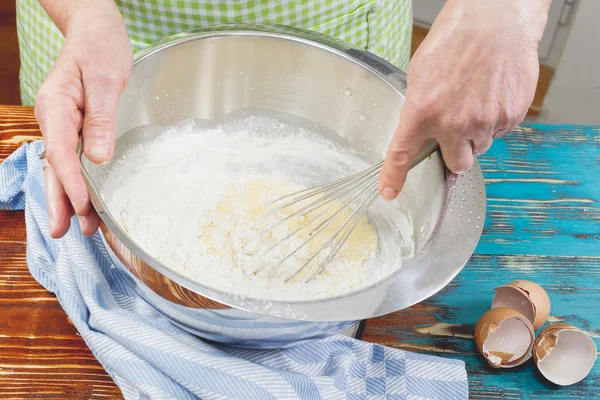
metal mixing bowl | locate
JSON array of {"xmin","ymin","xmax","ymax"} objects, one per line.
[{"xmin": 80, "ymin": 24, "xmax": 486, "ymax": 323}]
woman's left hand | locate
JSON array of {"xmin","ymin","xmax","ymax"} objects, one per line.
[{"xmin": 378, "ymin": 0, "xmax": 551, "ymax": 200}]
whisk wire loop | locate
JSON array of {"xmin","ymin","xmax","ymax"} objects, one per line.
[{"xmin": 252, "ymin": 139, "xmax": 439, "ymax": 283}]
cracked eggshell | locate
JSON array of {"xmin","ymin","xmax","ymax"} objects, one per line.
[
  {"xmin": 475, "ymin": 307, "xmax": 535, "ymax": 368},
  {"xmin": 492, "ymin": 280, "xmax": 550, "ymax": 330},
  {"xmin": 534, "ymin": 324, "xmax": 597, "ymax": 386}
]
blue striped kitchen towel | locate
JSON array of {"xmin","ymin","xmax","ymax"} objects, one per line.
[{"xmin": 0, "ymin": 141, "xmax": 468, "ymax": 400}]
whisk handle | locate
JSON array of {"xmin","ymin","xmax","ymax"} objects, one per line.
[{"xmin": 409, "ymin": 139, "xmax": 440, "ymax": 170}]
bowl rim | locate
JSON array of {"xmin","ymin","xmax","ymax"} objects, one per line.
[{"xmin": 80, "ymin": 24, "xmax": 486, "ymax": 321}]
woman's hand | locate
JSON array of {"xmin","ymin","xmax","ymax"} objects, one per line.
[
  {"xmin": 35, "ymin": 0, "xmax": 132, "ymax": 237},
  {"xmin": 378, "ymin": 0, "xmax": 551, "ymax": 200}
]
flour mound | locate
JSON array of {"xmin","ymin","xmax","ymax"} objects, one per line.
[{"xmin": 99, "ymin": 116, "xmax": 398, "ymax": 301}]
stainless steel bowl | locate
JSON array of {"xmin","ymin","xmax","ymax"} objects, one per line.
[{"xmin": 80, "ymin": 24, "xmax": 486, "ymax": 323}]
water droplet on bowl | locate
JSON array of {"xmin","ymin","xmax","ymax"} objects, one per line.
[
  {"xmin": 374, "ymin": 102, "xmax": 378, "ymax": 107},
  {"xmin": 358, "ymin": 114, "xmax": 366, "ymax": 121},
  {"xmin": 345, "ymin": 88, "xmax": 353, "ymax": 97}
]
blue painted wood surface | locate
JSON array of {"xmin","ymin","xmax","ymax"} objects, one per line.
[{"xmin": 364, "ymin": 124, "xmax": 600, "ymax": 399}]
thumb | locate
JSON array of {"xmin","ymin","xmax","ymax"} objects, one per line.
[
  {"xmin": 81, "ymin": 71, "xmax": 126, "ymax": 164},
  {"xmin": 378, "ymin": 118, "xmax": 431, "ymax": 201}
]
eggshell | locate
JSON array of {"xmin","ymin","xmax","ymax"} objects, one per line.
[
  {"xmin": 475, "ymin": 307, "xmax": 535, "ymax": 368},
  {"xmin": 492, "ymin": 280, "xmax": 550, "ymax": 330},
  {"xmin": 534, "ymin": 324, "xmax": 597, "ymax": 386}
]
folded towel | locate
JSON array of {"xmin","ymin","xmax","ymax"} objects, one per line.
[{"xmin": 0, "ymin": 141, "xmax": 468, "ymax": 400}]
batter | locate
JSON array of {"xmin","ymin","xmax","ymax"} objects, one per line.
[{"xmin": 100, "ymin": 116, "xmax": 387, "ymax": 301}]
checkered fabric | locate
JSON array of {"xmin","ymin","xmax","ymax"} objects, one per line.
[
  {"xmin": 16, "ymin": 0, "xmax": 412, "ymax": 105},
  {"xmin": 0, "ymin": 141, "xmax": 469, "ymax": 400}
]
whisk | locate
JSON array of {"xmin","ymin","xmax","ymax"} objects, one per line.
[{"xmin": 251, "ymin": 139, "xmax": 439, "ymax": 283}]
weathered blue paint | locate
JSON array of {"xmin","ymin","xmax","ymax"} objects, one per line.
[{"xmin": 365, "ymin": 124, "xmax": 600, "ymax": 399}]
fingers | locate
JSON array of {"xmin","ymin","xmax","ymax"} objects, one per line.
[
  {"xmin": 81, "ymin": 70, "xmax": 125, "ymax": 164},
  {"xmin": 472, "ymin": 134, "xmax": 493, "ymax": 155},
  {"xmin": 78, "ymin": 210, "xmax": 101, "ymax": 236},
  {"xmin": 37, "ymin": 95, "xmax": 91, "ymax": 216},
  {"xmin": 439, "ymin": 139, "xmax": 475, "ymax": 174},
  {"xmin": 44, "ymin": 161, "xmax": 99, "ymax": 237},
  {"xmin": 43, "ymin": 161, "xmax": 73, "ymax": 238},
  {"xmin": 35, "ymin": 53, "xmax": 99, "ymax": 237},
  {"xmin": 379, "ymin": 119, "xmax": 431, "ymax": 201}
]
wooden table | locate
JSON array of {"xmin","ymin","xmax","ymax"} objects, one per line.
[{"xmin": 1, "ymin": 105, "xmax": 598, "ymax": 399}]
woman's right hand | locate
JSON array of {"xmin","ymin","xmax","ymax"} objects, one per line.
[{"xmin": 35, "ymin": 1, "xmax": 132, "ymax": 238}]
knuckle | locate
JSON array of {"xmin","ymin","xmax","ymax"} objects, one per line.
[
  {"xmin": 86, "ymin": 67, "xmax": 126, "ymax": 93},
  {"xmin": 500, "ymin": 108, "xmax": 514, "ymax": 125},
  {"xmin": 470, "ymin": 110, "xmax": 493, "ymax": 130},
  {"xmin": 473, "ymin": 140, "xmax": 491, "ymax": 155},
  {"xmin": 381, "ymin": 167, "xmax": 405, "ymax": 188},
  {"xmin": 34, "ymin": 88, "xmax": 54, "ymax": 120},
  {"xmin": 446, "ymin": 116, "xmax": 469, "ymax": 134},
  {"xmin": 388, "ymin": 146, "xmax": 413, "ymax": 169},
  {"xmin": 44, "ymin": 147, "xmax": 58, "ymax": 167},
  {"xmin": 95, "ymin": 70, "xmax": 123, "ymax": 88},
  {"xmin": 84, "ymin": 110, "xmax": 113, "ymax": 135},
  {"xmin": 43, "ymin": 144, "xmax": 71, "ymax": 168},
  {"xmin": 409, "ymin": 97, "xmax": 438, "ymax": 122}
]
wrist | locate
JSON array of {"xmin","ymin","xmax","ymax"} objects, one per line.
[
  {"xmin": 39, "ymin": 0, "xmax": 124, "ymax": 37},
  {"xmin": 66, "ymin": 1, "xmax": 125, "ymax": 37},
  {"xmin": 446, "ymin": 0, "xmax": 551, "ymax": 43}
]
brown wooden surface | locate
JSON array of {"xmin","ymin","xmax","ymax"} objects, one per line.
[
  {"xmin": 0, "ymin": 106, "xmax": 121, "ymax": 399},
  {"xmin": 0, "ymin": 1, "xmax": 20, "ymax": 105}
]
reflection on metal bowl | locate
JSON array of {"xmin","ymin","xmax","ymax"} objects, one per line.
[{"xmin": 80, "ymin": 24, "xmax": 486, "ymax": 345}]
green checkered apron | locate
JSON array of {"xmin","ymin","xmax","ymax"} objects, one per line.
[{"xmin": 16, "ymin": 0, "xmax": 412, "ymax": 106}]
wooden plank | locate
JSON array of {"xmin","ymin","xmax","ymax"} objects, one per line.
[
  {"xmin": 0, "ymin": 208, "xmax": 122, "ymax": 399},
  {"xmin": 1, "ymin": 106, "xmax": 599, "ymax": 399},
  {"xmin": 0, "ymin": 106, "xmax": 121, "ymax": 398},
  {"xmin": 0, "ymin": 2, "xmax": 21, "ymax": 105}
]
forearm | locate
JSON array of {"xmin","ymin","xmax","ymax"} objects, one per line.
[
  {"xmin": 38, "ymin": 0, "xmax": 122, "ymax": 36},
  {"xmin": 437, "ymin": 0, "xmax": 552, "ymax": 45}
]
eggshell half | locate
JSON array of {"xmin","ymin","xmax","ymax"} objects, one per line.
[
  {"xmin": 492, "ymin": 280, "xmax": 550, "ymax": 330},
  {"xmin": 534, "ymin": 324, "xmax": 597, "ymax": 386},
  {"xmin": 475, "ymin": 307, "xmax": 535, "ymax": 368}
]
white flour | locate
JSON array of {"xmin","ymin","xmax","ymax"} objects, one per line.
[{"xmin": 99, "ymin": 116, "xmax": 405, "ymax": 301}]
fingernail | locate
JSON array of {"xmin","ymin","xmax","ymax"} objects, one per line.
[
  {"xmin": 380, "ymin": 187, "xmax": 399, "ymax": 201},
  {"xmin": 86, "ymin": 141, "xmax": 111, "ymax": 161},
  {"xmin": 49, "ymin": 213, "xmax": 55, "ymax": 232}
]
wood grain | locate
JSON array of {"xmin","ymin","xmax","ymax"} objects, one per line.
[
  {"xmin": 0, "ymin": 106, "xmax": 121, "ymax": 399},
  {"xmin": 0, "ymin": 2, "xmax": 20, "ymax": 105},
  {"xmin": 1, "ymin": 106, "xmax": 599, "ymax": 399}
]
